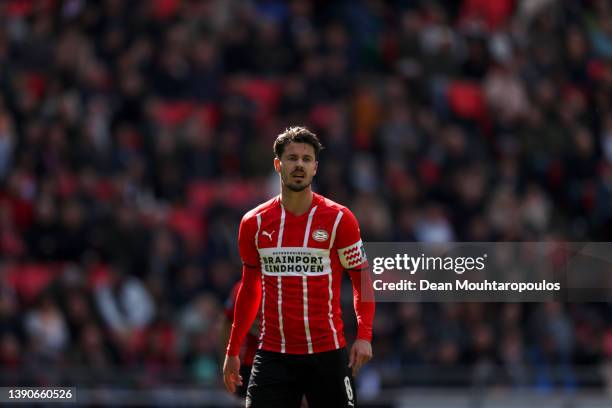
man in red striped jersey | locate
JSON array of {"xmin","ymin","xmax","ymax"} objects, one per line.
[{"xmin": 223, "ymin": 127, "xmax": 375, "ymax": 407}]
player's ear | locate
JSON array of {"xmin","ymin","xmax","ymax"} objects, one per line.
[
  {"xmin": 274, "ymin": 157, "xmax": 281, "ymax": 173},
  {"xmin": 313, "ymin": 160, "xmax": 318, "ymax": 175}
]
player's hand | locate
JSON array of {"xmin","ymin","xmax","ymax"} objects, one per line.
[
  {"xmin": 348, "ymin": 339, "xmax": 372, "ymax": 377},
  {"xmin": 223, "ymin": 354, "xmax": 243, "ymax": 393}
]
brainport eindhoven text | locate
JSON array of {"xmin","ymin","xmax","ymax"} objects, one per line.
[{"xmin": 373, "ymin": 279, "xmax": 560, "ymax": 292}]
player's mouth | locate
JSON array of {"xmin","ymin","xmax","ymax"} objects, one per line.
[{"xmin": 292, "ymin": 172, "xmax": 305, "ymax": 180}]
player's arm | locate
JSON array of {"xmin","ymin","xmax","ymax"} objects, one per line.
[
  {"xmin": 347, "ymin": 266, "xmax": 375, "ymax": 376},
  {"xmin": 223, "ymin": 264, "xmax": 261, "ymax": 392},
  {"xmin": 348, "ymin": 267, "xmax": 375, "ymax": 342},
  {"xmin": 336, "ymin": 209, "xmax": 376, "ymax": 376},
  {"xmin": 223, "ymin": 215, "xmax": 262, "ymax": 393}
]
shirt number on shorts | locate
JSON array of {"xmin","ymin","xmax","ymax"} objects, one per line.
[{"xmin": 344, "ymin": 376, "xmax": 354, "ymax": 404}]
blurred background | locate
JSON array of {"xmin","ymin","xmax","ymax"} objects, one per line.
[{"xmin": 1, "ymin": 0, "xmax": 612, "ymax": 406}]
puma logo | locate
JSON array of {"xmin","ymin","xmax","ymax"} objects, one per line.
[{"xmin": 262, "ymin": 230, "xmax": 274, "ymax": 240}]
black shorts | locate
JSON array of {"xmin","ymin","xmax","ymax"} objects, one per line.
[{"xmin": 246, "ymin": 348, "xmax": 356, "ymax": 408}]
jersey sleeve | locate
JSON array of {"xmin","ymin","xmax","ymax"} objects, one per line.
[
  {"xmin": 227, "ymin": 212, "xmax": 262, "ymax": 356},
  {"xmin": 336, "ymin": 208, "xmax": 375, "ymax": 341},
  {"xmin": 238, "ymin": 213, "xmax": 260, "ymax": 268},
  {"xmin": 335, "ymin": 208, "xmax": 368, "ymax": 270}
]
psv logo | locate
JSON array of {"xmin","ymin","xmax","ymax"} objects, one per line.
[{"xmin": 311, "ymin": 229, "xmax": 329, "ymax": 242}]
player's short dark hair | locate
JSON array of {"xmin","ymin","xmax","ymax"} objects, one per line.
[{"xmin": 273, "ymin": 127, "xmax": 324, "ymax": 159}]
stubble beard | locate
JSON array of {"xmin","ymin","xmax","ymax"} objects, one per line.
[
  {"xmin": 285, "ymin": 181, "xmax": 311, "ymax": 192},
  {"xmin": 281, "ymin": 173, "xmax": 311, "ymax": 192}
]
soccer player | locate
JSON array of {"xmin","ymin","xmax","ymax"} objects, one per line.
[{"xmin": 223, "ymin": 127, "xmax": 375, "ymax": 407}]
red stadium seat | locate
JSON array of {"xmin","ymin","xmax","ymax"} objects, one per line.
[
  {"xmin": 6, "ymin": 263, "xmax": 57, "ymax": 304},
  {"xmin": 447, "ymin": 81, "xmax": 486, "ymax": 121},
  {"xmin": 187, "ymin": 181, "xmax": 216, "ymax": 211},
  {"xmin": 167, "ymin": 207, "xmax": 205, "ymax": 247},
  {"xmin": 153, "ymin": 0, "xmax": 182, "ymax": 20},
  {"xmin": 460, "ymin": 0, "xmax": 514, "ymax": 30},
  {"xmin": 229, "ymin": 78, "xmax": 281, "ymax": 127},
  {"xmin": 154, "ymin": 101, "xmax": 195, "ymax": 128}
]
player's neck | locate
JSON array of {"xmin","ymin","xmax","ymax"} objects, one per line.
[{"xmin": 280, "ymin": 186, "xmax": 313, "ymax": 216}]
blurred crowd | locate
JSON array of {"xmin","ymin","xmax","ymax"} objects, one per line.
[{"xmin": 1, "ymin": 0, "xmax": 612, "ymax": 395}]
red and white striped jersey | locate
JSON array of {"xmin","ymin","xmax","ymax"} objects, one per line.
[{"xmin": 238, "ymin": 193, "xmax": 368, "ymax": 354}]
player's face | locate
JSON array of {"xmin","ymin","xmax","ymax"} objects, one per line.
[{"xmin": 275, "ymin": 142, "xmax": 318, "ymax": 192}]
